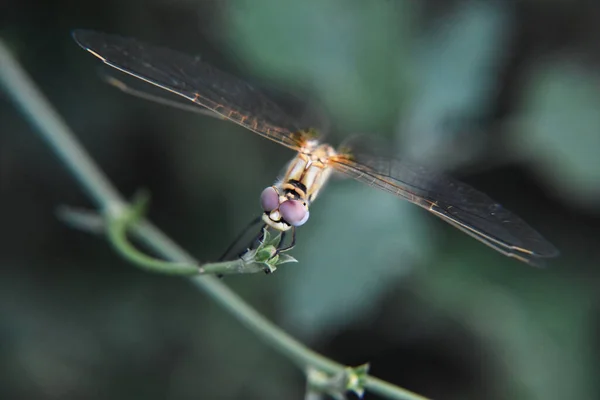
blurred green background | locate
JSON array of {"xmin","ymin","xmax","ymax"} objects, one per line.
[{"xmin": 1, "ymin": 0, "xmax": 599, "ymax": 399}]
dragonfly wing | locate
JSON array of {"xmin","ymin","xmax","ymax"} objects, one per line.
[
  {"xmin": 72, "ymin": 29, "xmax": 308, "ymax": 150},
  {"xmin": 102, "ymin": 72, "xmax": 226, "ymax": 118},
  {"xmin": 330, "ymin": 152, "xmax": 559, "ymax": 266}
]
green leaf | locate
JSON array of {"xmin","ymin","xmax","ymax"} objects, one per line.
[
  {"xmin": 275, "ymin": 253, "xmax": 298, "ymax": 265},
  {"xmin": 276, "ymin": 183, "xmax": 433, "ymax": 337},
  {"xmin": 221, "ymin": 0, "xmax": 414, "ymax": 131},
  {"xmin": 306, "ymin": 363, "xmax": 370, "ymax": 400},
  {"xmin": 401, "ymin": 1, "xmax": 510, "ymax": 165},
  {"xmin": 418, "ymin": 232, "xmax": 597, "ymax": 400},
  {"xmin": 512, "ymin": 60, "xmax": 600, "ymax": 210}
]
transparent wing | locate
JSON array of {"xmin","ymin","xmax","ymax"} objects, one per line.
[
  {"xmin": 102, "ymin": 73, "xmax": 226, "ymax": 118},
  {"xmin": 330, "ymin": 151, "xmax": 559, "ymax": 267},
  {"xmin": 72, "ymin": 29, "xmax": 310, "ymax": 150}
]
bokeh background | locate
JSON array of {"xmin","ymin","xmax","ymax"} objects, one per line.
[{"xmin": 2, "ymin": 0, "xmax": 600, "ymax": 399}]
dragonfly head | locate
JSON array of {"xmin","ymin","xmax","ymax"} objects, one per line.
[{"xmin": 260, "ymin": 186, "xmax": 309, "ymax": 231}]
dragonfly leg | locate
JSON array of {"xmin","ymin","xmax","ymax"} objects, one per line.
[
  {"xmin": 218, "ymin": 215, "xmax": 263, "ymax": 262},
  {"xmin": 256, "ymin": 225, "xmax": 267, "ymax": 244},
  {"xmin": 275, "ymin": 227, "xmax": 296, "ymax": 254},
  {"xmin": 236, "ymin": 222, "xmax": 270, "ymax": 262},
  {"xmin": 277, "ymin": 231, "xmax": 287, "ymax": 249}
]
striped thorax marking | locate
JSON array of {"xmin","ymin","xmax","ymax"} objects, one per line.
[{"xmin": 262, "ymin": 142, "xmax": 336, "ymax": 231}]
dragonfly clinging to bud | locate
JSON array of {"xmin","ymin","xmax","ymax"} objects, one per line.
[{"xmin": 72, "ymin": 29, "xmax": 559, "ymax": 267}]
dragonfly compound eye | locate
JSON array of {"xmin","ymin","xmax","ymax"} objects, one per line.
[
  {"xmin": 261, "ymin": 187, "xmax": 280, "ymax": 212},
  {"xmin": 279, "ymin": 200, "xmax": 309, "ymax": 227}
]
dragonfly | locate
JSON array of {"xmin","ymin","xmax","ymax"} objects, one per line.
[{"xmin": 72, "ymin": 29, "xmax": 559, "ymax": 267}]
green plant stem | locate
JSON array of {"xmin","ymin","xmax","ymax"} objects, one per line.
[
  {"xmin": 105, "ymin": 212, "xmax": 198, "ymax": 275},
  {"xmin": 58, "ymin": 206, "xmax": 275, "ymax": 276},
  {"xmin": 0, "ymin": 39, "xmax": 428, "ymax": 400},
  {"xmin": 0, "ymin": 43, "xmax": 124, "ymax": 211}
]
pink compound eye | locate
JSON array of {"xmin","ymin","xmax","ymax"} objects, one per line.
[
  {"xmin": 279, "ymin": 200, "xmax": 309, "ymax": 227},
  {"xmin": 260, "ymin": 187, "xmax": 280, "ymax": 212}
]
